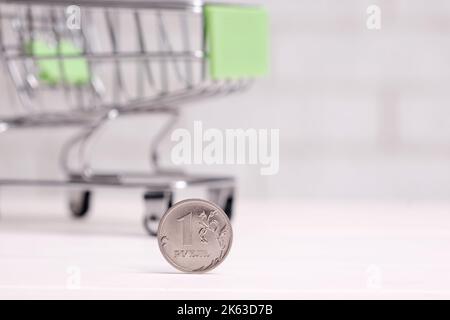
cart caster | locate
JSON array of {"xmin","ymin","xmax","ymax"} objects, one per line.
[
  {"xmin": 143, "ymin": 191, "xmax": 173, "ymax": 236},
  {"xmin": 208, "ymin": 187, "xmax": 235, "ymax": 220},
  {"xmin": 69, "ymin": 190, "xmax": 91, "ymax": 218}
]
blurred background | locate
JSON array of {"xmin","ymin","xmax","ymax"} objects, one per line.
[{"xmin": 1, "ymin": 0, "xmax": 450, "ymax": 202}]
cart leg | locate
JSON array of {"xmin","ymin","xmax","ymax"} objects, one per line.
[
  {"xmin": 143, "ymin": 191, "xmax": 173, "ymax": 236},
  {"xmin": 208, "ymin": 187, "xmax": 235, "ymax": 220},
  {"xmin": 69, "ymin": 190, "xmax": 92, "ymax": 218}
]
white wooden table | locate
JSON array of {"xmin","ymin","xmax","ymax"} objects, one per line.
[{"xmin": 0, "ymin": 191, "xmax": 449, "ymax": 299}]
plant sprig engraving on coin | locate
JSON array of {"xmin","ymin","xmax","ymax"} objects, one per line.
[
  {"xmin": 198, "ymin": 210, "xmax": 230, "ymax": 258},
  {"xmin": 198, "ymin": 210, "xmax": 219, "ymax": 243}
]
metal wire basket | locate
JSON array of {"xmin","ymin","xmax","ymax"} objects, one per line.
[{"xmin": 0, "ymin": 0, "xmax": 268, "ymax": 235}]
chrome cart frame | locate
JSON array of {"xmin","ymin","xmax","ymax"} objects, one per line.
[{"xmin": 0, "ymin": 0, "xmax": 260, "ymax": 235}]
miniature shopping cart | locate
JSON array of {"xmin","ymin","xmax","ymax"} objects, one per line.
[{"xmin": 0, "ymin": 0, "xmax": 268, "ymax": 235}]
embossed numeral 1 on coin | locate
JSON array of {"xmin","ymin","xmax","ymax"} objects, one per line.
[{"xmin": 177, "ymin": 212, "xmax": 193, "ymax": 246}]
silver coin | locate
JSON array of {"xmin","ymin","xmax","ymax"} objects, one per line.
[{"xmin": 157, "ymin": 199, "xmax": 233, "ymax": 273}]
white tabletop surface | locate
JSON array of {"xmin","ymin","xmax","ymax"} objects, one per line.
[{"xmin": 0, "ymin": 191, "xmax": 449, "ymax": 299}]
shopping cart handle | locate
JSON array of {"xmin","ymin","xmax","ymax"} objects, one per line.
[{"xmin": 205, "ymin": 5, "xmax": 269, "ymax": 80}]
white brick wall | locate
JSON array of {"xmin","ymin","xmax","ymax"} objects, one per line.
[{"xmin": 1, "ymin": 0, "xmax": 450, "ymax": 200}]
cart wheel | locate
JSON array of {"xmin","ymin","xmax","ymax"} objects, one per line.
[
  {"xmin": 208, "ymin": 187, "xmax": 235, "ymax": 220},
  {"xmin": 223, "ymin": 193, "xmax": 235, "ymax": 220},
  {"xmin": 69, "ymin": 190, "xmax": 91, "ymax": 218},
  {"xmin": 143, "ymin": 191, "xmax": 173, "ymax": 236}
]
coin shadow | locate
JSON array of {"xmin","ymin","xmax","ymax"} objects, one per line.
[{"xmin": 134, "ymin": 268, "xmax": 218, "ymax": 276}]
